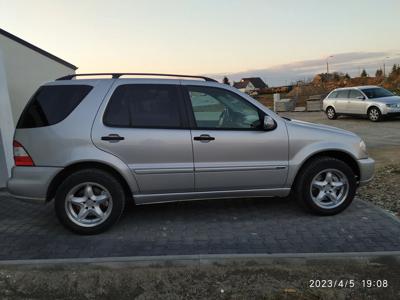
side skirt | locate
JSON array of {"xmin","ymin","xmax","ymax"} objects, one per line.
[{"xmin": 133, "ymin": 188, "xmax": 291, "ymax": 205}]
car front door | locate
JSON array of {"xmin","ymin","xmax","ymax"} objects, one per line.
[
  {"xmin": 92, "ymin": 81, "xmax": 194, "ymax": 194},
  {"xmin": 183, "ymin": 84, "xmax": 288, "ymax": 192},
  {"xmin": 347, "ymin": 89, "xmax": 367, "ymax": 114},
  {"xmin": 334, "ymin": 89, "xmax": 350, "ymax": 113}
]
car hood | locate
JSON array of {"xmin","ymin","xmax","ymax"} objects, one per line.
[
  {"xmin": 369, "ymin": 95, "xmax": 400, "ymax": 104},
  {"xmin": 287, "ymin": 119, "xmax": 358, "ymax": 137}
]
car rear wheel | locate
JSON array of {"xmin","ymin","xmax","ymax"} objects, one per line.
[
  {"xmin": 294, "ymin": 157, "xmax": 356, "ymax": 215},
  {"xmin": 368, "ymin": 107, "xmax": 381, "ymax": 122},
  {"xmin": 326, "ymin": 107, "xmax": 337, "ymax": 120},
  {"xmin": 55, "ymin": 169, "xmax": 126, "ymax": 235}
]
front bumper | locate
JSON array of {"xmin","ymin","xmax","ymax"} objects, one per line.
[
  {"xmin": 7, "ymin": 166, "xmax": 62, "ymax": 202},
  {"xmin": 357, "ymin": 157, "xmax": 375, "ymax": 186}
]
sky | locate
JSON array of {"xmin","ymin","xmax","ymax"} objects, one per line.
[{"xmin": 1, "ymin": 0, "xmax": 399, "ymax": 86}]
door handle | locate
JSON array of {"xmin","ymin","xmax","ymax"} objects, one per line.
[
  {"xmin": 101, "ymin": 134, "xmax": 125, "ymax": 142},
  {"xmin": 193, "ymin": 134, "xmax": 215, "ymax": 141}
]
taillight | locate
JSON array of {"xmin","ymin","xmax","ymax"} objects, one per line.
[{"xmin": 13, "ymin": 140, "xmax": 34, "ymax": 166}]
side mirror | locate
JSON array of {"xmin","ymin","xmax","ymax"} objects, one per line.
[
  {"xmin": 356, "ymin": 96, "xmax": 365, "ymax": 100},
  {"xmin": 263, "ymin": 115, "xmax": 276, "ymax": 131}
]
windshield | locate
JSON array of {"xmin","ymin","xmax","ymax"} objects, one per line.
[{"xmin": 360, "ymin": 87, "xmax": 394, "ymax": 99}]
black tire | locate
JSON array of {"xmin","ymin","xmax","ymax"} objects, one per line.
[
  {"xmin": 55, "ymin": 169, "xmax": 126, "ymax": 235},
  {"xmin": 293, "ymin": 157, "xmax": 356, "ymax": 215},
  {"xmin": 368, "ymin": 107, "xmax": 382, "ymax": 122},
  {"xmin": 326, "ymin": 106, "xmax": 337, "ymax": 120}
]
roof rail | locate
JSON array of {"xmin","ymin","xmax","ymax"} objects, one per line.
[{"xmin": 56, "ymin": 73, "xmax": 218, "ymax": 82}]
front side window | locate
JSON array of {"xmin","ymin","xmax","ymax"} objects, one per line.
[
  {"xmin": 17, "ymin": 85, "xmax": 92, "ymax": 128},
  {"xmin": 187, "ymin": 86, "xmax": 262, "ymax": 129},
  {"xmin": 360, "ymin": 87, "xmax": 394, "ymax": 99},
  {"xmin": 104, "ymin": 84, "xmax": 182, "ymax": 128}
]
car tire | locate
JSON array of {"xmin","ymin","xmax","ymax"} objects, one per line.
[
  {"xmin": 293, "ymin": 157, "xmax": 356, "ymax": 215},
  {"xmin": 368, "ymin": 107, "xmax": 381, "ymax": 122},
  {"xmin": 55, "ymin": 169, "xmax": 126, "ymax": 235},
  {"xmin": 326, "ymin": 107, "xmax": 337, "ymax": 120}
]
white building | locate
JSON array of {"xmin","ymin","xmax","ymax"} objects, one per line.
[
  {"xmin": 0, "ymin": 28, "xmax": 77, "ymax": 188},
  {"xmin": 233, "ymin": 77, "xmax": 268, "ymax": 95}
]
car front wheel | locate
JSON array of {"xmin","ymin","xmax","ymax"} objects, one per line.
[
  {"xmin": 368, "ymin": 107, "xmax": 381, "ymax": 122},
  {"xmin": 294, "ymin": 157, "xmax": 356, "ymax": 215},
  {"xmin": 55, "ymin": 169, "xmax": 126, "ymax": 234}
]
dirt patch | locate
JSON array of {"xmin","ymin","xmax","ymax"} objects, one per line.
[{"xmin": 0, "ymin": 257, "xmax": 399, "ymax": 299}]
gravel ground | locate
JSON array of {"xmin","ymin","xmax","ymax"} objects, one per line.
[{"xmin": 358, "ymin": 163, "xmax": 400, "ymax": 217}]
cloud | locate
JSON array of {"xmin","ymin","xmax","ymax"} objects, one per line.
[{"xmin": 208, "ymin": 51, "xmax": 400, "ymax": 86}]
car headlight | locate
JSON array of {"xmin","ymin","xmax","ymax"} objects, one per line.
[
  {"xmin": 386, "ymin": 103, "xmax": 400, "ymax": 108},
  {"xmin": 359, "ymin": 140, "xmax": 368, "ymax": 158}
]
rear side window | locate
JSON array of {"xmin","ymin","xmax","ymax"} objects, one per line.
[
  {"xmin": 349, "ymin": 90, "xmax": 363, "ymax": 99},
  {"xmin": 103, "ymin": 84, "xmax": 183, "ymax": 128},
  {"xmin": 17, "ymin": 85, "xmax": 92, "ymax": 129},
  {"xmin": 336, "ymin": 90, "xmax": 349, "ymax": 98}
]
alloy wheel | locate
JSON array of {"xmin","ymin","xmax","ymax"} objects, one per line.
[
  {"xmin": 65, "ymin": 182, "xmax": 113, "ymax": 227},
  {"xmin": 309, "ymin": 169, "xmax": 349, "ymax": 209},
  {"xmin": 369, "ymin": 108, "xmax": 380, "ymax": 121},
  {"xmin": 327, "ymin": 108, "xmax": 335, "ymax": 119}
]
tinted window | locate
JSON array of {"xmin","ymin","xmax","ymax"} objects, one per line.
[
  {"xmin": 104, "ymin": 84, "xmax": 183, "ymax": 128},
  {"xmin": 349, "ymin": 90, "xmax": 363, "ymax": 99},
  {"xmin": 188, "ymin": 86, "xmax": 261, "ymax": 129},
  {"xmin": 328, "ymin": 91, "xmax": 338, "ymax": 98},
  {"xmin": 336, "ymin": 90, "xmax": 349, "ymax": 98},
  {"xmin": 17, "ymin": 85, "xmax": 92, "ymax": 128},
  {"xmin": 360, "ymin": 87, "xmax": 394, "ymax": 99}
]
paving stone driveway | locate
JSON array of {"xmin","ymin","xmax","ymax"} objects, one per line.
[{"xmin": 0, "ymin": 191, "xmax": 399, "ymax": 260}]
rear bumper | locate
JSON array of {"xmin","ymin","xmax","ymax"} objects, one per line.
[
  {"xmin": 357, "ymin": 158, "xmax": 375, "ymax": 186},
  {"xmin": 7, "ymin": 166, "xmax": 62, "ymax": 202}
]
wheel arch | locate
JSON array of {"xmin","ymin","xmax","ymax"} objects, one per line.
[
  {"xmin": 292, "ymin": 150, "xmax": 360, "ymax": 186},
  {"xmin": 46, "ymin": 161, "xmax": 133, "ymax": 203},
  {"xmin": 367, "ymin": 104, "xmax": 382, "ymax": 114}
]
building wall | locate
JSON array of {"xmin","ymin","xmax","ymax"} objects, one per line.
[
  {"xmin": 0, "ymin": 51, "xmax": 14, "ymax": 188},
  {"xmin": 0, "ymin": 36, "xmax": 75, "ymax": 188},
  {"xmin": 0, "ymin": 35, "xmax": 75, "ymax": 123}
]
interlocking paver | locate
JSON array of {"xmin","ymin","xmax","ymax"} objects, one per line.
[{"xmin": 0, "ymin": 191, "xmax": 400, "ymax": 260}]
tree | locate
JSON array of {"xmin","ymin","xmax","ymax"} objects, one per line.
[
  {"xmin": 222, "ymin": 76, "xmax": 231, "ymax": 85},
  {"xmin": 360, "ymin": 69, "xmax": 368, "ymax": 77},
  {"xmin": 375, "ymin": 69, "xmax": 383, "ymax": 77},
  {"xmin": 388, "ymin": 64, "xmax": 398, "ymax": 79},
  {"xmin": 391, "ymin": 64, "xmax": 398, "ymax": 75},
  {"xmin": 344, "ymin": 73, "xmax": 351, "ymax": 80},
  {"xmin": 333, "ymin": 72, "xmax": 340, "ymax": 81}
]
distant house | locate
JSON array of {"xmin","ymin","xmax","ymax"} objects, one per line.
[{"xmin": 233, "ymin": 77, "xmax": 268, "ymax": 94}]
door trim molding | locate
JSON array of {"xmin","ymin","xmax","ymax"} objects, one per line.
[
  {"xmin": 134, "ymin": 188, "xmax": 291, "ymax": 205},
  {"xmin": 195, "ymin": 165, "xmax": 287, "ymax": 173}
]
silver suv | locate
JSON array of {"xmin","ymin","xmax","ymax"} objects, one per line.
[
  {"xmin": 8, "ymin": 73, "xmax": 375, "ymax": 234},
  {"xmin": 323, "ymin": 86, "xmax": 400, "ymax": 122}
]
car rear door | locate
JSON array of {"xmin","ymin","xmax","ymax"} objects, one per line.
[
  {"xmin": 92, "ymin": 80, "xmax": 194, "ymax": 194},
  {"xmin": 183, "ymin": 84, "xmax": 288, "ymax": 192},
  {"xmin": 334, "ymin": 89, "xmax": 350, "ymax": 113},
  {"xmin": 347, "ymin": 89, "xmax": 367, "ymax": 114}
]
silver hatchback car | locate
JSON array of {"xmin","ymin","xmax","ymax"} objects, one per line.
[
  {"xmin": 323, "ymin": 85, "xmax": 400, "ymax": 122},
  {"xmin": 8, "ymin": 73, "xmax": 374, "ymax": 234}
]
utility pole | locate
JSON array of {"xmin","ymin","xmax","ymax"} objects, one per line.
[
  {"xmin": 326, "ymin": 55, "xmax": 333, "ymax": 74},
  {"xmin": 383, "ymin": 56, "xmax": 390, "ymax": 77}
]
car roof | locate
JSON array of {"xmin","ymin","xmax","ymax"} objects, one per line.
[{"xmin": 333, "ymin": 85, "xmax": 379, "ymax": 91}]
